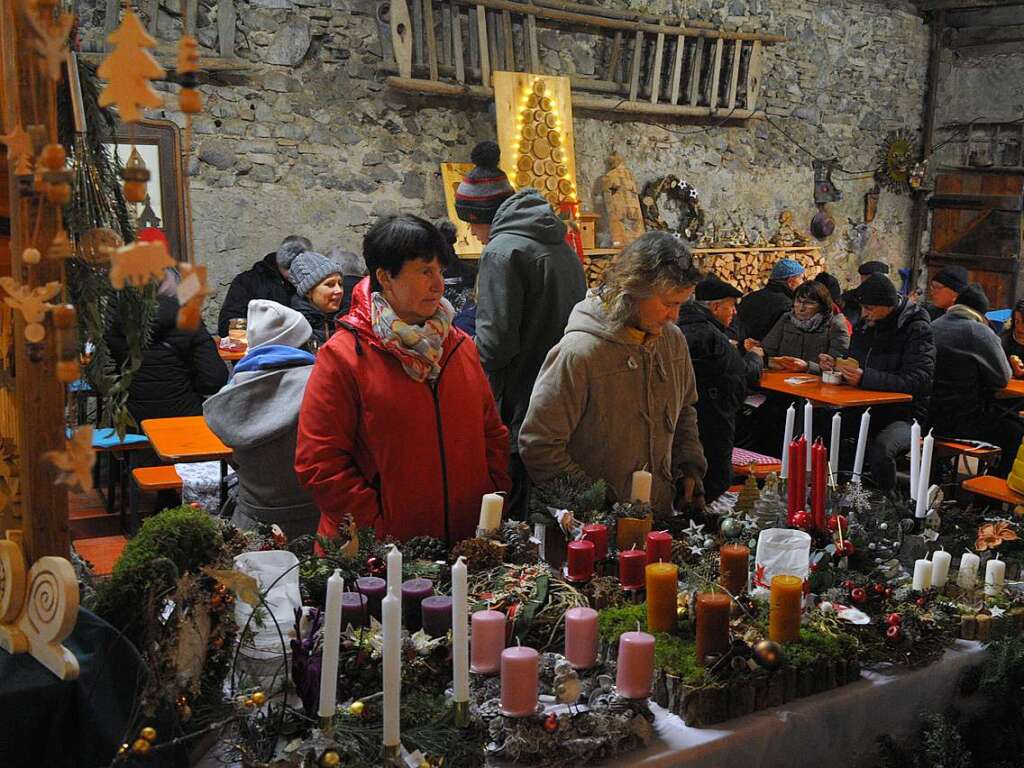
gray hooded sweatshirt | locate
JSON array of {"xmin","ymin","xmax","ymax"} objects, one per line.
[
  {"xmin": 203, "ymin": 364, "xmax": 318, "ymax": 539},
  {"xmin": 518, "ymin": 292, "xmax": 707, "ymax": 513},
  {"xmin": 476, "ymin": 188, "xmax": 587, "ymax": 446}
]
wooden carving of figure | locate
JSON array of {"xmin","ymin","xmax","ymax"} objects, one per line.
[
  {"xmin": 601, "ymin": 153, "xmax": 645, "ymax": 247},
  {"xmin": 770, "ymin": 209, "xmax": 810, "ymax": 246}
]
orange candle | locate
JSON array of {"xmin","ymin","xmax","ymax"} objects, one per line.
[
  {"xmin": 694, "ymin": 592, "xmax": 731, "ymax": 665},
  {"xmin": 616, "ymin": 514, "xmax": 653, "ymax": 551},
  {"xmin": 769, "ymin": 574, "xmax": 803, "ymax": 643},
  {"xmin": 718, "ymin": 544, "xmax": 749, "ymax": 596},
  {"xmin": 645, "ymin": 562, "xmax": 678, "ymax": 633}
]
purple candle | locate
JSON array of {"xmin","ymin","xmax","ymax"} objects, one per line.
[
  {"xmin": 355, "ymin": 576, "xmax": 387, "ymax": 621},
  {"xmin": 340, "ymin": 592, "xmax": 367, "ymax": 628},
  {"xmin": 421, "ymin": 595, "xmax": 453, "ymax": 638},
  {"xmin": 401, "ymin": 578, "xmax": 434, "ymax": 631}
]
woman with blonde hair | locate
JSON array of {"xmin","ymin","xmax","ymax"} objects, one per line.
[{"xmin": 519, "ymin": 231, "xmax": 707, "ymax": 513}]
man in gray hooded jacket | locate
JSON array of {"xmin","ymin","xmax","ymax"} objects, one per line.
[{"xmin": 456, "ymin": 140, "xmax": 586, "ymax": 518}]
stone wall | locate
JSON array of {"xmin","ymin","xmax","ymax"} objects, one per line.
[{"xmin": 78, "ymin": 0, "xmax": 930, "ymax": 320}]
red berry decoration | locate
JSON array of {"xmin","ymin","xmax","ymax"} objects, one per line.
[
  {"xmin": 886, "ymin": 612, "xmax": 902, "ymax": 626},
  {"xmin": 792, "ymin": 511, "xmax": 811, "ymax": 530},
  {"xmin": 885, "ymin": 587, "xmax": 894, "ymax": 598},
  {"xmin": 886, "ymin": 624, "xmax": 902, "ymax": 642},
  {"xmin": 874, "ymin": 583, "xmax": 886, "ymax": 595},
  {"xmin": 851, "ymin": 587, "xmax": 867, "ymax": 604},
  {"xmin": 809, "ymin": 562, "xmax": 820, "ymax": 573},
  {"xmin": 842, "ymin": 580, "xmax": 855, "ymax": 590},
  {"xmin": 916, "ymin": 596, "xmax": 926, "ymax": 607},
  {"xmin": 841, "ymin": 540, "xmax": 856, "ymax": 556},
  {"xmin": 543, "ymin": 713, "xmax": 559, "ymax": 733},
  {"xmin": 367, "ymin": 557, "xmax": 385, "ymax": 576},
  {"xmin": 827, "ymin": 515, "xmax": 848, "ymax": 532}
]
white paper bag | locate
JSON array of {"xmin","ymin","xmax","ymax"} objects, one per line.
[
  {"xmin": 233, "ymin": 550, "xmax": 301, "ymax": 673},
  {"xmin": 753, "ymin": 528, "xmax": 812, "ymax": 592}
]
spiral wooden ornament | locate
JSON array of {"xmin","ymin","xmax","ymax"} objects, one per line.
[
  {"xmin": 17, "ymin": 556, "xmax": 80, "ymax": 679},
  {"xmin": 0, "ymin": 538, "xmax": 28, "ymax": 653}
]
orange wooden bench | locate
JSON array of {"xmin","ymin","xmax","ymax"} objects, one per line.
[
  {"xmin": 962, "ymin": 475, "xmax": 1024, "ymax": 507},
  {"xmin": 132, "ymin": 465, "xmax": 183, "ymax": 491},
  {"xmin": 934, "ymin": 439, "xmax": 1002, "ymax": 480}
]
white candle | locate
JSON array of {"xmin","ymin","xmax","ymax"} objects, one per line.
[
  {"xmin": 985, "ymin": 556, "xmax": 1006, "ymax": 597},
  {"xmin": 852, "ymin": 408, "xmax": 871, "ymax": 483},
  {"xmin": 931, "ymin": 549, "xmax": 952, "ymax": 589},
  {"xmin": 387, "ymin": 544, "xmax": 402, "ymax": 597},
  {"xmin": 781, "ymin": 403, "xmax": 796, "ymax": 479},
  {"xmin": 631, "ymin": 469, "xmax": 652, "ymax": 504},
  {"xmin": 478, "ymin": 493, "xmax": 504, "ymax": 532},
  {"xmin": 318, "ymin": 570, "xmax": 344, "ymax": 720},
  {"xmin": 912, "ymin": 557, "xmax": 932, "ymax": 591},
  {"xmin": 804, "ymin": 401, "xmax": 813, "ymax": 467},
  {"xmin": 829, "ymin": 412, "xmax": 841, "ymax": 478},
  {"xmin": 958, "ymin": 552, "xmax": 981, "ymax": 591},
  {"xmin": 382, "ymin": 591, "xmax": 401, "ymax": 748},
  {"xmin": 909, "ymin": 421, "xmax": 921, "ymax": 502},
  {"xmin": 914, "ymin": 430, "xmax": 934, "ymax": 520},
  {"xmin": 452, "ymin": 557, "xmax": 469, "ymax": 704}
]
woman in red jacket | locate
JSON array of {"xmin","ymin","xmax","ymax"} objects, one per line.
[{"xmin": 295, "ymin": 214, "xmax": 511, "ymax": 546}]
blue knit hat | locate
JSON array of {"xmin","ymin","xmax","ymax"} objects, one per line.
[{"xmin": 771, "ymin": 258, "xmax": 805, "ymax": 280}]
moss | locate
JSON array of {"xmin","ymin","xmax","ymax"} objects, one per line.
[
  {"xmin": 782, "ymin": 626, "xmax": 858, "ymax": 670},
  {"xmin": 598, "ymin": 603, "xmax": 648, "ymax": 641},
  {"xmin": 598, "ymin": 604, "xmax": 707, "ymax": 685}
]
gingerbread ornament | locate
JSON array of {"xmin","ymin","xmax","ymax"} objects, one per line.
[
  {"xmin": 97, "ymin": 10, "xmax": 166, "ymax": 123},
  {"xmin": 109, "ymin": 240, "xmax": 175, "ymax": 289}
]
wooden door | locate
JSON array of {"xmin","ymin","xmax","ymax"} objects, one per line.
[{"xmin": 927, "ymin": 172, "xmax": 1024, "ymax": 308}]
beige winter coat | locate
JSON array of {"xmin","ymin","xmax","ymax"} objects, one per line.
[{"xmin": 519, "ymin": 292, "xmax": 707, "ymax": 513}]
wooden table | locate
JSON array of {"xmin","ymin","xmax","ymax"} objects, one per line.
[
  {"xmin": 997, "ymin": 378, "xmax": 1024, "ymax": 399},
  {"xmin": 141, "ymin": 416, "xmax": 233, "ymax": 506},
  {"xmin": 962, "ymin": 475, "xmax": 1024, "ymax": 507},
  {"xmin": 218, "ymin": 347, "xmax": 245, "ymax": 362},
  {"xmin": 758, "ymin": 371, "xmax": 914, "ymax": 408}
]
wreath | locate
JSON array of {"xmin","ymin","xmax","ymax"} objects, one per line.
[{"xmin": 640, "ymin": 175, "xmax": 705, "ymax": 241}]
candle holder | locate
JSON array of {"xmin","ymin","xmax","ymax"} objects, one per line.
[
  {"xmin": 453, "ymin": 699, "xmax": 470, "ymax": 728},
  {"xmin": 318, "ymin": 715, "xmax": 334, "ymax": 740},
  {"xmin": 382, "ymin": 743, "xmax": 402, "ymax": 766}
]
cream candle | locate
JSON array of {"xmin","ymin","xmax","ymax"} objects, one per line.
[
  {"xmin": 500, "ymin": 645, "xmax": 539, "ymax": 717},
  {"xmin": 985, "ymin": 556, "xmax": 1006, "ymax": 597},
  {"xmin": 958, "ymin": 552, "xmax": 981, "ymax": 591},
  {"xmin": 470, "ymin": 609, "xmax": 506, "ymax": 674},
  {"xmin": 852, "ymin": 408, "xmax": 871, "ymax": 483},
  {"xmin": 317, "ymin": 569, "xmax": 344, "ymax": 722},
  {"xmin": 381, "ymin": 591, "xmax": 401, "ymax": 749},
  {"xmin": 615, "ymin": 630, "xmax": 655, "ymax": 699},
  {"xmin": 781, "ymin": 403, "xmax": 796, "ymax": 479},
  {"xmin": 829, "ymin": 411, "xmax": 841, "ymax": 478},
  {"xmin": 912, "ymin": 557, "xmax": 932, "ymax": 591},
  {"xmin": 931, "ymin": 548, "xmax": 952, "ymax": 589},
  {"xmin": 564, "ymin": 606, "xmax": 599, "ymax": 669},
  {"xmin": 452, "ymin": 557, "xmax": 469, "ymax": 705},
  {"xmin": 631, "ymin": 469, "xmax": 652, "ymax": 504},
  {"xmin": 478, "ymin": 492, "xmax": 504, "ymax": 532}
]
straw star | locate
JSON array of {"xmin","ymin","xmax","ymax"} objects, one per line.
[
  {"xmin": 1, "ymin": 123, "xmax": 33, "ymax": 174},
  {"xmin": 44, "ymin": 427, "xmax": 96, "ymax": 492}
]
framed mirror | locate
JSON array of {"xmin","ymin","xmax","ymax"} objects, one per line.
[{"xmin": 100, "ymin": 118, "xmax": 193, "ymax": 263}]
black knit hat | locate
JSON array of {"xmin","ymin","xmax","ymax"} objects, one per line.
[
  {"xmin": 957, "ymin": 283, "xmax": 990, "ymax": 315},
  {"xmin": 858, "ymin": 260, "xmax": 890, "ymax": 276},
  {"xmin": 454, "ymin": 141, "xmax": 515, "ymax": 224},
  {"xmin": 814, "ymin": 272, "xmax": 842, "ymax": 303},
  {"xmin": 854, "ymin": 274, "xmax": 899, "ymax": 307},
  {"xmin": 696, "ymin": 275, "xmax": 742, "ymax": 301},
  {"xmin": 933, "ymin": 265, "xmax": 969, "ymax": 293}
]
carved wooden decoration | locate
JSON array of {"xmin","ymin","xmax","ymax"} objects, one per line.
[
  {"xmin": 0, "ymin": 278, "xmax": 62, "ymax": 342},
  {"xmin": 176, "ymin": 262, "xmax": 209, "ymax": 331},
  {"xmin": 44, "ymin": 426, "xmax": 96, "ymax": 493},
  {"xmin": 97, "ymin": 10, "xmax": 166, "ymax": 122},
  {"xmin": 0, "ymin": 537, "xmax": 28, "ymax": 653},
  {"xmin": 109, "ymin": 239, "xmax": 175, "ymax": 289},
  {"xmin": 601, "ymin": 152, "xmax": 645, "ymax": 247},
  {"xmin": 25, "ymin": 10, "xmax": 75, "ymax": 82},
  {"xmin": 1, "ymin": 122, "xmax": 34, "ymax": 176}
]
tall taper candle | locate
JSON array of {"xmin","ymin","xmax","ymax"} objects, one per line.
[
  {"xmin": 781, "ymin": 403, "xmax": 796, "ymax": 479},
  {"xmin": 318, "ymin": 570, "xmax": 344, "ymax": 722},
  {"xmin": 909, "ymin": 420, "xmax": 921, "ymax": 501},
  {"xmin": 382, "ymin": 591, "xmax": 401, "ymax": 750},
  {"xmin": 829, "ymin": 412, "xmax": 841, "ymax": 478},
  {"xmin": 914, "ymin": 430, "xmax": 934, "ymax": 520},
  {"xmin": 452, "ymin": 557, "xmax": 469, "ymax": 705},
  {"xmin": 387, "ymin": 544, "xmax": 402, "ymax": 596},
  {"xmin": 852, "ymin": 408, "xmax": 871, "ymax": 483},
  {"xmin": 804, "ymin": 400, "xmax": 814, "ymax": 467},
  {"xmin": 811, "ymin": 440, "xmax": 827, "ymax": 531}
]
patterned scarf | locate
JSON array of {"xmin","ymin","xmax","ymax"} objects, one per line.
[
  {"xmin": 791, "ymin": 312, "xmax": 825, "ymax": 333},
  {"xmin": 370, "ymin": 292, "xmax": 454, "ymax": 382}
]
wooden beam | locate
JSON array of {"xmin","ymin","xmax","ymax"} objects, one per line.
[
  {"xmin": 628, "ymin": 30, "xmax": 643, "ymax": 102},
  {"xmin": 726, "ymin": 39, "xmax": 742, "ymax": 109},
  {"xmin": 607, "ymin": 31, "xmax": 623, "ymax": 82},
  {"xmin": 669, "ymin": 33, "xmax": 685, "ymax": 105},
  {"xmin": 526, "ymin": 14, "xmax": 541, "ymax": 72},
  {"xmin": 143, "ymin": 0, "xmax": 159, "ymax": 36},
  {"xmin": 476, "ymin": 4, "xmax": 490, "ymax": 86},
  {"xmin": 501, "ymin": 9, "xmax": 515, "ymax": 69},
  {"xmin": 649, "ymin": 29, "xmax": 665, "ymax": 103},
  {"xmin": 708, "ymin": 38, "xmax": 723, "ymax": 110},
  {"xmin": 745, "ymin": 40, "xmax": 763, "ymax": 111},
  {"xmin": 452, "ymin": 2, "xmax": 466, "ymax": 82},
  {"xmin": 917, "ymin": 0, "xmax": 1024, "ymax": 10},
  {"xmin": 103, "ymin": 0, "xmax": 119, "ymax": 50},
  {"xmin": 948, "ymin": 23, "xmax": 1024, "ymax": 47},
  {"xmin": 218, "ymin": 0, "xmax": 236, "ymax": 58},
  {"xmin": 391, "ymin": 0, "xmax": 414, "ymax": 78},
  {"xmin": 688, "ymin": 37, "xmax": 705, "ymax": 106},
  {"xmin": 423, "ymin": 0, "xmax": 439, "ymax": 79}
]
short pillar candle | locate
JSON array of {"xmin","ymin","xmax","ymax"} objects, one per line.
[
  {"xmin": 615, "ymin": 630, "xmax": 655, "ymax": 699},
  {"xmin": 470, "ymin": 609, "xmax": 506, "ymax": 674},
  {"xmin": 616, "ymin": 515, "xmax": 653, "ymax": 551},
  {"xmin": 618, "ymin": 548, "xmax": 646, "ymax": 590},
  {"xmin": 695, "ymin": 592, "xmax": 731, "ymax": 666},
  {"xmin": 420, "ymin": 595, "xmax": 453, "ymax": 638},
  {"xmin": 355, "ymin": 576, "xmax": 386, "ymax": 621},
  {"xmin": 564, "ymin": 606, "xmax": 599, "ymax": 669},
  {"xmin": 645, "ymin": 562, "xmax": 678, "ymax": 633},
  {"xmin": 769, "ymin": 574, "xmax": 803, "ymax": 643},
  {"xmin": 718, "ymin": 544, "xmax": 749, "ymax": 596},
  {"xmin": 566, "ymin": 539, "xmax": 595, "ymax": 582},
  {"xmin": 401, "ymin": 578, "xmax": 434, "ymax": 632},
  {"xmin": 645, "ymin": 530, "xmax": 673, "ymax": 566},
  {"xmin": 340, "ymin": 591, "xmax": 368, "ymax": 629},
  {"xmin": 581, "ymin": 523, "xmax": 609, "ymax": 561},
  {"xmin": 500, "ymin": 646, "xmax": 539, "ymax": 717}
]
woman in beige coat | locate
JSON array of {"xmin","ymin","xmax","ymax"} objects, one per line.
[{"xmin": 518, "ymin": 231, "xmax": 707, "ymax": 514}]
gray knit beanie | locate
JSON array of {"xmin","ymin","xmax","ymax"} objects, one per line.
[
  {"xmin": 288, "ymin": 251, "xmax": 343, "ymax": 297},
  {"xmin": 247, "ymin": 299, "xmax": 312, "ymax": 349}
]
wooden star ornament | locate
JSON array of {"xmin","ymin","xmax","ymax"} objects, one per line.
[
  {"xmin": 43, "ymin": 427, "xmax": 95, "ymax": 493},
  {"xmin": 109, "ymin": 240, "xmax": 175, "ymax": 289},
  {"xmin": 1, "ymin": 123, "xmax": 33, "ymax": 176},
  {"xmin": 25, "ymin": 10, "xmax": 75, "ymax": 82}
]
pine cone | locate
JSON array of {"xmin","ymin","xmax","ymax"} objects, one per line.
[
  {"xmin": 502, "ymin": 521, "xmax": 539, "ymax": 565},
  {"xmin": 402, "ymin": 535, "xmax": 448, "ymax": 562},
  {"xmin": 449, "ymin": 537, "xmax": 505, "ymax": 573},
  {"xmin": 671, "ymin": 539, "xmax": 700, "ymax": 567}
]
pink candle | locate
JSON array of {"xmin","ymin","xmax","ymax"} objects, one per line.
[
  {"xmin": 566, "ymin": 539, "xmax": 595, "ymax": 582},
  {"xmin": 615, "ymin": 630, "xmax": 655, "ymax": 699},
  {"xmin": 500, "ymin": 645, "xmax": 539, "ymax": 717},
  {"xmin": 564, "ymin": 606, "xmax": 599, "ymax": 669},
  {"xmin": 645, "ymin": 530, "xmax": 673, "ymax": 566},
  {"xmin": 581, "ymin": 523, "xmax": 609, "ymax": 561},
  {"xmin": 470, "ymin": 609, "xmax": 506, "ymax": 674},
  {"xmin": 618, "ymin": 548, "xmax": 646, "ymax": 590}
]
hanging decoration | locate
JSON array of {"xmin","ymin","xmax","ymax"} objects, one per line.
[
  {"xmin": 97, "ymin": 9, "xmax": 166, "ymax": 123},
  {"xmin": 121, "ymin": 145, "xmax": 150, "ymax": 203},
  {"xmin": 1, "ymin": 123, "xmax": 34, "ymax": 177},
  {"xmin": 109, "ymin": 239, "xmax": 175, "ymax": 289},
  {"xmin": 0, "ymin": 279, "xmax": 62, "ymax": 343},
  {"xmin": 175, "ymin": 263, "xmax": 210, "ymax": 331},
  {"xmin": 23, "ymin": 3, "xmax": 74, "ymax": 82},
  {"xmin": 875, "ymin": 130, "xmax": 917, "ymax": 195},
  {"xmin": 177, "ymin": 35, "xmax": 202, "ymax": 115},
  {"xmin": 43, "ymin": 426, "xmax": 96, "ymax": 493}
]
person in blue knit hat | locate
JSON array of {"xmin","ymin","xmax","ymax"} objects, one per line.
[
  {"xmin": 736, "ymin": 257, "xmax": 806, "ymax": 344},
  {"xmin": 455, "ymin": 140, "xmax": 586, "ymax": 520}
]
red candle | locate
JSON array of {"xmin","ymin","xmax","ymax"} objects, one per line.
[
  {"xmin": 566, "ymin": 540, "xmax": 595, "ymax": 582},
  {"xmin": 581, "ymin": 523, "xmax": 609, "ymax": 561},
  {"xmin": 618, "ymin": 548, "xmax": 646, "ymax": 590},
  {"xmin": 645, "ymin": 530, "xmax": 673, "ymax": 566},
  {"xmin": 811, "ymin": 439, "xmax": 827, "ymax": 531},
  {"xmin": 787, "ymin": 437, "xmax": 806, "ymax": 525}
]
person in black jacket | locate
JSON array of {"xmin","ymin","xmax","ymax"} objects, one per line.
[
  {"xmin": 679, "ymin": 276, "xmax": 764, "ymax": 503},
  {"xmin": 925, "ymin": 265, "xmax": 968, "ymax": 321},
  {"xmin": 288, "ymin": 251, "xmax": 344, "ymax": 348},
  {"xmin": 108, "ymin": 269, "xmax": 228, "ymax": 426},
  {"xmin": 326, "ymin": 246, "xmax": 367, "ymax": 317},
  {"xmin": 1001, "ymin": 299, "xmax": 1024, "ymax": 379},
  {"xmin": 842, "ymin": 261, "xmax": 891, "ymax": 329},
  {"xmin": 736, "ymin": 258, "xmax": 804, "ymax": 343},
  {"xmin": 821, "ymin": 274, "xmax": 935, "ymax": 494},
  {"xmin": 216, "ymin": 235, "xmax": 311, "ymax": 337}
]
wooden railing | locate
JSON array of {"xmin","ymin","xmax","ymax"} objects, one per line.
[{"xmin": 382, "ymin": 0, "xmax": 784, "ymax": 119}]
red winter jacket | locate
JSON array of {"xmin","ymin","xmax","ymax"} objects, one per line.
[{"xmin": 295, "ymin": 279, "xmax": 511, "ymax": 546}]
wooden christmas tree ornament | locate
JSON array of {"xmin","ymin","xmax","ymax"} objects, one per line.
[
  {"xmin": 97, "ymin": 9, "xmax": 166, "ymax": 122},
  {"xmin": 109, "ymin": 240, "xmax": 175, "ymax": 289},
  {"xmin": 121, "ymin": 146, "xmax": 150, "ymax": 203},
  {"xmin": 24, "ymin": 7, "xmax": 74, "ymax": 82},
  {"xmin": 77, "ymin": 228, "xmax": 122, "ymax": 265},
  {"xmin": 46, "ymin": 230, "xmax": 72, "ymax": 260},
  {"xmin": 38, "ymin": 143, "xmax": 72, "ymax": 204}
]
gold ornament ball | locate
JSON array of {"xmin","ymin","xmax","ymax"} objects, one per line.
[
  {"xmin": 22, "ymin": 248, "xmax": 41, "ymax": 265},
  {"xmin": 347, "ymin": 700, "xmax": 365, "ymax": 716},
  {"xmin": 319, "ymin": 749, "xmax": 342, "ymax": 768},
  {"xmin": 131, "ymin": 739, "xmax": 151, "ymax": 755},
  {"xmin": 118, "ymin": 743, "xmax": 130, "ymax": 757},
  {"xmin": 752, "ymin": 639, "xmax": 784, "ymax": 671},
  {"xmin": 40, "ymin": 143, "xmax": 66, "ymax": 170},
  {"xmin": 140, "ymin": 726, "xmax": 157, "ymax": 742},
  {"xmin": 252, "ymin": 691, "xmax": 267, "ymax": 706}
]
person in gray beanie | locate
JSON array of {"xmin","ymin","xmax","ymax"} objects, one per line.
[
  {"xmin": 288, "ymin": 250, "xmax": 345, "ymax": 347},
  {"xmin": 205, "ymin": 300, "xmax": 320, "ymax": 539},
  {"xmin": 217, "ymin": 234, "xmax": 312, "ymax": 336}
]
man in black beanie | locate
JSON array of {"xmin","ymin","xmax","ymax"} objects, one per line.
[
  {"xmin": 926, "ymin": 265, "xmax": 969, "ymax": 321},
  {"xmin": 842, "ymin": 261, "xmax": 890, "ymax": 329},
  {"xmin": 678, "ymin": 275, "xmax": 764, "ymax": 503},
  {"xmin": 456, "ymin": 140, "xmax": 586, "ymax": 519},
  {"xmin": 820, "ymin": 274, "xmax": 935, "ymax": 495}
]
